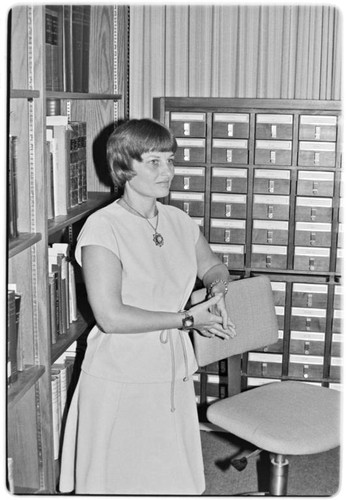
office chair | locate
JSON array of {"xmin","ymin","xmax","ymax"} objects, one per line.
[{"xmin": 191, "ymin": 276, "xmax": 340, "ymax": 496}]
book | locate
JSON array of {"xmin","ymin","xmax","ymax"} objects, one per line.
[
  {"xmin": 82, "ymin": 6, "xmax": 91, "ymax": 93},
  {"xmin": 69, "ymin": 121, "xmax": 87, "ymax": 204},
  {"xmin": 45, "ymin": 6, "xmax": 64, "ymax": 91},
  {"xmin": 68, "ymin": 122, "xmax": 80, "ymax": 208},
  {"xmin": 72, "ymin": 6, "xmax": 84, "ymax": 93},
  {"xmin": 7, "ymin": 289, "xmax": 20, "ymax": 385},
  {"xmin": 46, "ymin": 130, "xmax": 55, "ymax": 219},
  {"xmin": 63, "ymin": 5, "xmax": 73, "ymax": 92},
  {"xmin": 48, "ymin": 273, "xmax": 58, "ymax": 343},
  {"xmin": 51, "ymin": 375, "xmax": 60, "ymax": 459},
  {"xmin": 48, "ymin": 249, "xmax": 67, "ymax": 335},
  {"xmin": 8, "ymin": 135, "xmax": 18, "ymax": 239},
  {"xmin": 45, "ymin": 8, "xmax": 53, "ymax": 91},
  {"xmin": 51, "ymin": 243, "xmax": 78, "ymax": 324}
]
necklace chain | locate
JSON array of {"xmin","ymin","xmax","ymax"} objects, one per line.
[{"xmin": 121, "ymin": 198, "xmax": 164, "ymax": 247}]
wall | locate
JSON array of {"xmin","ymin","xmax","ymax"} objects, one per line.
[{"xmin": 129, "ymin": 4, "xmax": 342, "ymax": 118}]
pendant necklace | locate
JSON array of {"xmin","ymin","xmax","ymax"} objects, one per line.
[{"xmin": 121, "ymin": 198, "xmax": 164, "ymax": 247}]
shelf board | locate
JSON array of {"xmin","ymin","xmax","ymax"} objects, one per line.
[
  {"xmin": 46, "ymin": 91, "xmax": 122, "ymax": 101},
  {"xmin": 51, "ymin": 316, "xmax": 94, "ymax": 363},
  {"xmin": 8, "ymin": 232, "xmax": 42, "ymax": 258},
  {"xmin": 10, "ymin": 89, "xmax": 40, "ymax": 99},
  {"xmin": 48, "ymin": 191, "xmax": 117, "ymax": 235},
  {"xmin": 8, "ymin": 365, "xmax": 45, "ymax": 409}
]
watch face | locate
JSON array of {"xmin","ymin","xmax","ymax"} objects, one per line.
[{"xmin": 183, "ymin": 315, "xmax": 194, "ymax": 329}]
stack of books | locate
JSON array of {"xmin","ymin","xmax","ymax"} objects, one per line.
[
  {"xmin": 8, "ymin": 136, "xmax": 18, "ymax": 240},
  {"xmin": 7, "ymin": 285, "xmax": 22, "ymax": 386}
]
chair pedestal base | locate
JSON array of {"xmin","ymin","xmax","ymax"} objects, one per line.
[{"xmin": 269, "ymin": 454, "xmax": 289, "ymax": 496}]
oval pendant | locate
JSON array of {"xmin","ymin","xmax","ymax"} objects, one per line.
[{"xmin": 153, "ymin": 232, "xmax": 164, "ymax": 247}]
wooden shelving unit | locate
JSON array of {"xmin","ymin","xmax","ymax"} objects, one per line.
[{"xmin": 7, "ymin": 5, "xmax": 129, "ymax": 493}]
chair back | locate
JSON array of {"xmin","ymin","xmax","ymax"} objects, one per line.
[{"xmin": 191, "ymin": 275, "xmax": 279, "ymax": 367}]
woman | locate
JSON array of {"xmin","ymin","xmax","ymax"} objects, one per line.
[{"xmin": 59, "ymin": 118, "xmax": 236, "ymax": 495}]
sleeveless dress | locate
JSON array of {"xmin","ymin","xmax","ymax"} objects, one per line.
[{"xmin": 59, "ymin": 200, "xmax": 205, "ymax": 495}]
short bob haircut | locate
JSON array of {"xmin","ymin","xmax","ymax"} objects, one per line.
[{"xmin": 107, "ymin": 118, "xmax": 177, "ymax": 188}]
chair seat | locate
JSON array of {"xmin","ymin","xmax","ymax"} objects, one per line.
[{"xmin": 207, "ymin": 381, "xmax": 340, "ymax": 456}]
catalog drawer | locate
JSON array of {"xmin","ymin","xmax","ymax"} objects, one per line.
[
  {"xmin": 212, "ymin": 139, "xmax": 249, "ymax": 164},
  {"xmin": 171, "ymin": 166, "xmax": 205, "ymax": 191},
  {"xmin": 298, "ymin": 141, "xmax": 336, "ymax": 167},
  {"xmin": 294, "ymin": 247, "xmax": 330, "ymax": 272},
  {"xmin": 212, "ymin": 113, "xmax": 250, "ymax": 138},
  {"xmin": 211, "ymin": 167, "xmax": 248, "ymax": 193},
  {"xmin": 169, "ymin": 192, "xmax": 205, "ymax": 216},
  {"xmin": 294, "ymin": 222, "xmax": 332, "ymax": 247},
  {"xmin": 270, "ymin": 281, "xmax": 286, "ymax": 307},
  {"xmin": 332, "ymin": 309, "xmax": 342, "ymax": 334},
  {"xmin": 330, "ymin": 333, "xmax": 342, "ymax": 357},
  {"xmin": 274, "ymin": 306, "xmax": 285, "ymax": 330},
  {"xmin": 333, "ymin": 284, "xmax": 342, "ymax": 310},
  {"xmin": 210, "ymin": 193, "xmax": 247, "ymax": 219},
  {"xmin": 210, "ymin": 244, "xmax": 245, "ymax": 270},
  {"xmin": 261, "ymin": 330, "xmax": 284, "ymax": 353},
  {"xmin": 251, "ymin": 244, "xmax": 287, "ymax": 270},
  {"xmin": 246, "ymin": 352, "xmax": 283, "ymax": 378},
  {"xmin": 255, "ymin": 114, "xmax": 293, "ymax": 139},
  {"xmin": 290, "ymin": 306, "xmax": 326, "ymax": 332},
  {"xmin": 252, "ymin": 195, "xmax": 290, "ymax": 220},
  {"xmin": 209, "ymin": 219, "xmax": 246, "ymax": 244},
  {"xmin": 297, "ymin": 171, "xmax": 334, "ymax": 197},
  {"xmin": 253, "ymin": 169, "xmax": 291, "ymax": 195},
  {"xmin": 336, "ymin": 248, "xmax": 342, "ymax": 274},
  {"xmin": 288, "ymin": 354, "xmax": 323, "ymax": 380},
  {"xmin": 289, "ymin": 331, "xmax": 325, "ymax": 356},
  {"xmin": 295, "ymin": 197, "xmax": 333, "ymax": 222},
  {"xmin": 169, "ymin": 112, "xmax": 206, "ymax": 137},
  {"xmin": 299, "ymin": 115, "xmax": 337, "ymax": 141},
  {"xmin": 291, "ymin": 283, "xmax": 328, "ymax": 309},
  {"xmin": 194, "ymin": 375, "xmax": 228, "ymax": 400},
  {"xmin": 175, "ymin": 138, "xmax": 206, "ymax": 163},
  {"xmin": 337, "ymin": 223, "xmax": 343, "ymax": 248},
  {"xmin": 252, "ymin": 220, "xmax": 289, "ymax": 245},
  {"xmin": 329, "ymin": 357, "xmax": 342, "ymax": 382},
  {"xmin": 255, "ymin": 140, "xmax": 292, "ymax": 166}
]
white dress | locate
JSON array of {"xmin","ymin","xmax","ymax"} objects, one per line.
[{"xmin": 59, "ymin": 200, "xmax": 206, "ymax": 494}]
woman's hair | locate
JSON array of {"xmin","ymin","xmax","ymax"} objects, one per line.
[{"xmin": 106, "ymin": 118, "xmax": 177, "ymax": 188}]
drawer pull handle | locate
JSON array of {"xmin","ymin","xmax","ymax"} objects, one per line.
[
  {"xmin": 312, "ymin": 181, "xmax": 319, "ymax": 195},
  {"xmin": 271, "ymin": 125, "xmax": 277, "ymax": 138},
  {"xmin": 183, "ymin": 148, "xmax": 190, "ymax": 161},
  {"xmin": 306, "ymin": 318, "xmax": 311, "ymax": 331},
  {"xmin": 183, "ymin": 177, "xmax": 190, "ymax": 190},
  {"xmin": 314, "ymin": 152, "xmax": 320, "ymax": 165},
  {"xmin": 183, "ymin": 123, "xmax": 190, "ymax": 136},
  {"xmin": 270, "ymin": 151, "xmax": 276, "ymax": 164},
  {"xmin": 304, "ymin": 341, "xmax": 310, "ymax": 355},
  {"xmin": 227, "ymin": 124, "xmax": 234, "ymax": 137},
  {"xmin": 307, "ymin": 293, "xmax": 313, "ymax": 308},
  {"xmin": 226, "ymin": 149, "xmax": 233, "ymax": 163},
  {"xmin": 310, "ymin": 232, "xmax": 316, "ymax": 246},
  {"xmin": 222, "ymin": 254, "xmax": 229, "ymax": 267},
  {"xmin": 226, "ymin": 178, "xmax": 233, "ymax": 192},
  {"xmin": 267, "ymin": 205, "xmax": 274, "ymax": 219},
  {"xmin": 268, "ymin": 180, "xmax": 275, "ymax": 193},
  {"xmin": 224, "ymin": 229, "xmax": 231, "ymax": 243},
  {"xmin": 309, "ymin": 257, "xmax": 315, "ymax": 271},
  {"xmin": 315, "ymin": 126, "xmax": 321, "ymax": 140},
  {"xmin": 183, "ymin": 202, "xmax": 190, "ymax": 215},
  {"xmin": 225, "ymin": 204, "xmax": 232, "ymax": 217},
  {"xmin": 267, "ymin": 230, "xmax": 273, "ymax": 244},
  {"xmin": 266, "ymin": 255, "xmax": 272, "ymax": 268},
  {"xmin": 261, "ymin": 362, "xmax": 268, "ymax": 376},
  {"xmin": 303, "ymin": 364, "xmax": 309, "ymax": 379},
  {"xmin": 310, "ymin": 208, "xmax": 317, "ymax": 221}
]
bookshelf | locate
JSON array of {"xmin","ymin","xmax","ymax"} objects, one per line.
[{"xmin": 7, "ymin": 5, "xmax": 129, "ymax": 493}]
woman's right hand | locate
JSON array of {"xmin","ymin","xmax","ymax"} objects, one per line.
[{"xmin": 188, "ymin": 295, "xmax": 236, "ymax": 340}]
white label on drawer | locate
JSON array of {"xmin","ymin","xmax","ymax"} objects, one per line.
[
  {"xmin": 291, "ymin": 331, "xmax": 325, "ymax": 341},
  {"xmin": 335, "ymin": 286, "xmax": 342, "ymax": 296},
  {"xmin": 213, "ymin": 113, "xmax": 249, "ymax": 123},
  {"xmin": 294, "ymin": 247, "xmax": 330, "ymax": 257},
  {"xmin": 254, "ymin": 194, "xmax": 289, "ymax": 205},
  {"xmin": 212, "ymin": 167, "xmax": 247, "ymax": 178},
  {"xmin": 256, "ymin": 114, "xmax": 293, "ymax": 124},
  {"xmin": 295, "ymin": 222, "xmax": 332, "ymax": 232},
  {"xmin": 248, "ymin": 352, "xmax": 282, "ymax": 363},
  {"xmin": 176, "ymin": 138, "xmax": 205, "ymax": 147},
  {"xmin": 212, "ymin": 193, "xmax": 247, "ymax": 204},
  {"xmin": 174, "ymin": 167, "xmax": 204, "ymax": 176},
  {"xmin": 332, "ymin": 333, "xmax": 342, "ymax": 343},
  {"xmin": 254, "ymin": 169, "xmax": 290, "ymax": 179},
  {"xmin": 247, "ymin": 377, "xmax": 280, "ymax": 386},
  {"xmin": 207, "ymin": 374, "xmax": 221, "ymax": 384},
  {"xmin": 290, "ymin": 354, "xmax": 323, "ymax": 365},
  {"xmin": 333, "ymin": 309, "xmax": 342, "ymax": 319},
  {"xmin": 170, "ymin": 192, "xmax": 204, "ymax": 201},
  {"xmin": 300, "ymin": 115, "xmax": 337, "ymax": 126},
  {"xmin": 293, "ymin": 283, "xmax": 328, "ymax": 294},
  {"xmin": 296, "ymin": 197, "xmax": 333, "ymax": 208},
  {"xmin": 275, "ymin": 306, "xmax": 284, "ymax": 316},
  {"xmin": 171, "ymin": 112, "xmax": 205, "ymax": 122},
  {"xmin": 213, "ymin": 139, "xmax": 248, "ymax": 149},
  {"xmin": 253, "ymin": 220, "xmax": 288, "ymax": 230},
  {"xmin": 210, "ymin": 244, "xmax": 244, "ymax": 254},
  {"xmin": 211, "ymin": 219, "xmax": 246, "ymax": 229},
  {"xmin": 252, "ymin": 245, "xmax": 287, "ymax": 255},
  {"xmin": 299, "ymin": 142, "xmax": 336, "ymax": 152},
  {"xmin": 271, "ymin": 282, "xmax": 286, "ymax": 292},
  {"xmin": 337, "ymin": 248, "xmax": 342, "ymax": 258},
  {"xmin": 331, "ymin": 357, "xmax": 342, "ymax": 366},
  {"xmin": 256, "ymin": 140, "xmax": 292, "ymax": 150},
  {"xmin": 298, "ymin": 171, "xmax": 334, "ymax": 181},
  {"xmin": 292, "ymin": 307, "xmax": 326, "ymax": 318},
  {"xmin": 192, "ymin": 217, "xmax": 204, "ymax": 226}
]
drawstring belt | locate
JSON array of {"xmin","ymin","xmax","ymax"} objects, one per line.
[{"xmin": 159, "ymin": 329, "xmax": 190, "ymax": 412}]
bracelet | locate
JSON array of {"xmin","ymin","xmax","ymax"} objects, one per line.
[{"xmin": 207, "ymin": 279, "xmax": 229, "ymax": 296}]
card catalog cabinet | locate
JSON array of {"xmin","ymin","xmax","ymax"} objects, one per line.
[{"xmin": 153, "ymin": 97, "xmax": 342, "ymax": 404}]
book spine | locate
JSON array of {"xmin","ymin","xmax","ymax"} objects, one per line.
[
  {"xmin": 81, "ymin": 6, "xmax": 91, "ymax": 93},
  {"xmin": 7, "ymin": 290, "xmax": 18, "ymax": 385},
  {"xmin": 72, "ymin": 6, "xmax": 84, "ymax": 93},
  {"xmin": 49, "ymin": 7, "xmax": 64, "ymax": 92},
  {"xmin": 45, "ymin": 9, "xmax": 53, "ymax": 91},
  {"xmin": 8, "ymin": 136, "xmax": 18, "ymax": 239},
  {"xmin": 63, "ymin": 5, "xmax": 73, "ymax": 92}
]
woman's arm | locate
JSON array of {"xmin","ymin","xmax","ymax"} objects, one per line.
[{"xmin": 81, "ymin": 244, "xmax": 231, "ymax": 336}]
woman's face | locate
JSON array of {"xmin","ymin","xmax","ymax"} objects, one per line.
[{"xmin": 128, "ymin": 151, "xmax": 175, "ymax": 199}]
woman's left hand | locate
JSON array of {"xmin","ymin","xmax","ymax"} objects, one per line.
[{"xmin": 209, "ymin": 292, "xmax": 236, "ymax": 338}]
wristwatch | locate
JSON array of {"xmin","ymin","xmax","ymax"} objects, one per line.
[{"xmin": 180, "ymin": 310, "xmax": 194, "ymax": 330}]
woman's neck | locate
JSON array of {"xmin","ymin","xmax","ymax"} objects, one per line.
[{"xmin": 121, "ymin": 189, "xmax": 157, "ymax": 219}]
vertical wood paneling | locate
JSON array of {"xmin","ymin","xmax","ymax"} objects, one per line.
[{"xmin": 129, "ymin": 5, "xmax": 341, "ymax": 118}]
